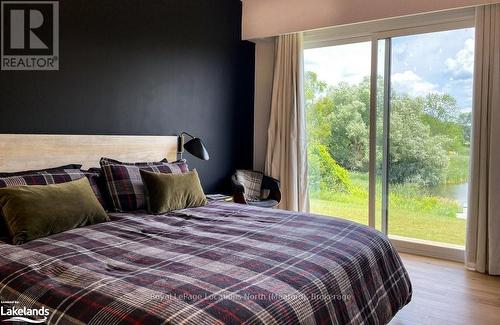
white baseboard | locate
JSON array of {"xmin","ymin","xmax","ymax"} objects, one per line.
[{"xmin": 389, "ymin": 235, "xmax": 464, "ymax": 263}]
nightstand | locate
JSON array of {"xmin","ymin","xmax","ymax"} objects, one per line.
[{"xmin": 206, "ymin": 194, "xmax": 233, "ymax": 202}]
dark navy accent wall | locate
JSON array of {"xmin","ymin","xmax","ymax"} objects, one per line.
[{"xmin": 0, "ymin": 0, "xmax": 255, "ymax": 192}]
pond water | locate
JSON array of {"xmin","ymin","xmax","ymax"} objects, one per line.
[{"xmin": 430, "ymin": 182, "xmax": 469, "ymax": 207}]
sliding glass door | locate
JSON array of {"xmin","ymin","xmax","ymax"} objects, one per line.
[
  {"xmin": 385, "ymin": 29, "xmax": 474, "ymax": 246},
  {"xmin": 305, "ymin": 41, "xmax": 372, "ymax": 225},
  {"xmin": 304, "ymin": 25, "xmax": 474, "ymax": 248}
]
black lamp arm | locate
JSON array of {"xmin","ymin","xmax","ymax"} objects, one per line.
[
  {"xmin": 177, "ymin": 132, "xmax": 195, "ymax": 160},
  {"xmin": 179, "ymin": 131, "xmax": 195, "ymax": 139}
]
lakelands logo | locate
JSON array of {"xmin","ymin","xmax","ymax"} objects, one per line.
[
  {"xmin": 0, "ymin": 301, "xmax": 50, "ymax": 323},
  {"xmin": 1, "ymin": 1, "xmax": 59, "ymax": 70}
]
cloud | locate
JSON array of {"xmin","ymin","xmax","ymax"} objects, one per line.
[
  {"xmin": 445, "ymin": 38, "xmax": 474, "ymax": 79},
  {"xmin": 304, "ymin": 42, "xmax": 371, "ymax": 86},
  {"xmin": 442, "ymin": 77, "xmax": 473, "ymax": 108},
  {"xmin": 304, "ymin": 29, "xmax": 475, "ymax": 109},
  {"xmin": 391, "ymin": 70, "xmax": 438, "ymax": 96}
]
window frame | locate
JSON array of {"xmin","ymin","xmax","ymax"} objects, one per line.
[{"xmin": 304, "ymin": 9, "xmax": 475, "ymax": 262}]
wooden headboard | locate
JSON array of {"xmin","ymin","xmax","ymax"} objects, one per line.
[{"xmin": 0, "ymin": 134, "xmax": 178, "ymax": 171}]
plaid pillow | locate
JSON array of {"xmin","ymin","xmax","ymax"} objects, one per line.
[
  {"xmin": 0, "ymin": 169, "xmax": 107, "ymax": 242},
  {"xmin": 0, "ymin": 169, "xmax": 107, "ymax": 208},
  {"xmin": 0, "ymin": 169, "xmax": 85, "ymax": 188},
  {"xmin": 100, "ymin": 158, "xmax": 189, "ymax": 212},
  {"xmin": 0, "ymin": 164, "xmax": 82, "ymax": 177},
  {"xmin": 81, "ymin": 168, "xmax": 109, "ymax": 210}
]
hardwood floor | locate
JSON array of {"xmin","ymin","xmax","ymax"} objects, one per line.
[{"xmin": 390, "ymin": 253, "xmax": 500, "ymax": 325}]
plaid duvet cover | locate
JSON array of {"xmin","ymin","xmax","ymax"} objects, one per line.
[{"xmin": 0, "ymin": 202, "xmax": 411, "ymax": 325}]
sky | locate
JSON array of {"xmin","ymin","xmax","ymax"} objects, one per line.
[{"xmin": 304, "ymin": 28, "xmax": 475, "ymax": 111}]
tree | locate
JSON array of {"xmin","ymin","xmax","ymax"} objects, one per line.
[
  {"xmin": 329, "ymin": 100, "xmax": 369, "ymax": 171},
  {"xmin": 305, "ymin": 71, "xmax": 327, "ymax": 104},
  {"xmin": 421, "ymin": 93, "xmax": 465, "ymax": 151},
  {"xmin": 423, "ymin": 93, "xmax": 460, "ymax": 122},
  {"xmin": 421, "ymin": 114, "xmax": 464, "ymax": 151},
  {"xmin": 316, "ymin": 79, "xmax": 372, "ymax": 172},
  {"xmin": 389, "ymin": 94, "xmax": 450, "ymax": 186},
  {"xmin": 305, "ymin": 72, "xmax": 334, "ymax": 144},
  {"xmin": 458, "ymin": 112, "xmax": 472, "ymax": 145},
  {"xmin": 305, "ymin": 71, "xmax": 462, "ymax": 188},
  {"xmin": 308, "ymin": 142, "xmax": 351, "ymax": 194}
]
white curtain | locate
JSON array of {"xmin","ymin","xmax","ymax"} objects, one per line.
[
  {"xmin": 265, "ymin": 33, "xmax": 310, "ymax": 212},
  {"xmin": 466, "ymin": 4, "xmax": 500, "ymax": 275}
]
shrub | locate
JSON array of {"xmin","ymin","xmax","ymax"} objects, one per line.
[{"xmin": 308, "ymin": 143, "xmax": 351, "ymax": 194}]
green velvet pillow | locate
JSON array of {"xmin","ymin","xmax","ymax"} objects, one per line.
[
  {"xmin": 140, "ymin": 169, "xmax": 208, "ymax": 214},
  {"xmin": 0, "ymin": 177, "xmax": 109, "ymax": 245}
]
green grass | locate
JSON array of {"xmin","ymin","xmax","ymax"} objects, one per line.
[{"xmin": 310, "ymin": 169, "xmax": 467, "ymax": 246}]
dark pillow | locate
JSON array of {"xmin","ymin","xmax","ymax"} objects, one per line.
[
  {"xmin": 140, "ymin": 169, "xmax": 207, "ymax": 214},
  {"xmin": 0, "ymin": 169, "xmax": 106, "ymax": 209},
  {"xmin": 0, "ymin": 169, "xmax": 85, "ymax": 188},
  {"xmin": 100, "ymin": 157, "xmax": 189, "ymax": 212},
  {"xmin": 0, "ymin": 164, "xmax": 82, "ymax": 177},
  {"xmin": 0, "ymin": 177, "xmax": 109, "ymax": 245},
  {"xmin": 101, "ymin": 158, "xmax": 169, "ymax": 165},
  {"xmin": 0, "ymin": 169, "xmax": 84, "ymax": 240},
  {"xmin": 82, "ymin": 168, "xmax": 110, "ymax": 210}
]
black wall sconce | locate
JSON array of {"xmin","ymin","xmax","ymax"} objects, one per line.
[{"xmin": 177, "ymin": 132, "xmax": 210, "ymax": 161}]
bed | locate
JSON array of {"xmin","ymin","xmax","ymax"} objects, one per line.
[
  {"xmin": 0, "ymin": 202, "xmax": 411, "ymax": 324},
  {"xmin": 0, "ymin": 134, "xmax": 411, "ymax": 324}
]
